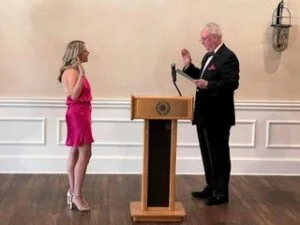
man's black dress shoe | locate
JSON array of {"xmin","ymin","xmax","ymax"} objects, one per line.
[
  {"xmin": 191, "ymin": 188, "xmax": 212, "ymax": 199},
  {"xmin": 205, "ymin": 195, "xmax": 228, "ymax": 206}
]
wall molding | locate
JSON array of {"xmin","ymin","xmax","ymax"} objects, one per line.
[
  {"xmin": 0, "ymin": 117, "xmax": 46, "ymax": 145},
  {"xmin": 231, "ymin": 119, "xmax": 256, "ymax": 148},
  {"xmin": 2, "ymin": 98, "xmax": 300, "ymax": 110},
  {"xmin": 0, "ymin": 155, "xmax": 299, "ymax": 175},
  {"xmin": 0, "ymin": 98, "xmax": 130, "ymax": 108},
  {"xmin": 266, "ymin": 120, "xmax": 300, "ymax": 149},
  {"xmin": 56, "ymin": 118, "xmax": 255, "ymax": 148}
]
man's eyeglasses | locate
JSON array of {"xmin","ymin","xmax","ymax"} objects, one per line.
[{"xmin": 200, "ymin": 35, "xmax": 213, "ymax": 43}]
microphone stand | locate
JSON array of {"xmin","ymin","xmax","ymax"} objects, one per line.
[
  {"xmin": 171, "ymin": 63, "xmax": 182, "ymax": 96},
  {"xmin": 173, "ymin": 80, "xmax": 182, "ymax": 96}
]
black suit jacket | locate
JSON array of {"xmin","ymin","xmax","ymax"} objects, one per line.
[{"xmin": 183, "ymin": 44, "xmax": 239, "ymax": 127}]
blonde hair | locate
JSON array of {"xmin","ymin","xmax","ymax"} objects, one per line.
[{"xmin": 58, "ymin": 40, "xmax": 85, "ymax": 82}]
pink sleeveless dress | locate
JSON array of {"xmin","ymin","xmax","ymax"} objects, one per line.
[{"xmin": 65, "ymin": 76, "xmax": 94, "ymax": 147}]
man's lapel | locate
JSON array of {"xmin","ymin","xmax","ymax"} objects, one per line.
[{"xmin": 202, "ymin": 44, "xmax": 227, "ymax": 79}]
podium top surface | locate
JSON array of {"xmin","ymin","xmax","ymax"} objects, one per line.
[{"xmin": 131, "ymin": 95, "xmax": 193, "ymax": 120}]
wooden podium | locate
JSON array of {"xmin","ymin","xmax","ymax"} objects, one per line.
[{"xmin": 130, "ymin": 95, "xmax": 193, "ymax": 223}]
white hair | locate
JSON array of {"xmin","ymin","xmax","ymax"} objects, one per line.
[{"xmin": 205, "ymin": 22, "xmax": 222, "ymax": 38}]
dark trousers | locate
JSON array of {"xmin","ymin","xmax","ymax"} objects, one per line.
[{"xmin": 196, "ymin": 124, "xmax": 231, "ymax": 197}]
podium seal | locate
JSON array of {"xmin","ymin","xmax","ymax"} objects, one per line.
[{"xmin": 155, "ymin": 101, "xmax": 171, "ymax": 115}]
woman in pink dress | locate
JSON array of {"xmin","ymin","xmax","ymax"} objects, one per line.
[{"xmin": 58, "ymin": 40, "xmax": 93, "ymax": 211}]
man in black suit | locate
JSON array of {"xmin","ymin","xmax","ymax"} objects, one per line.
[{"xmin": 181, "ymin": 22, "xmax": 239, "ymax": 205}]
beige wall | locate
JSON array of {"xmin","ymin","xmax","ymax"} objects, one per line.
[{"xmin": 0, "ymin": 0, "xmax": 299, "ymax": 100}]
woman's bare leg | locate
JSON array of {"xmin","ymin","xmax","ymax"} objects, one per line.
[
  {"xmin": 67, "ymin": 147, "xmax": 79, "ymax": 193},
  {"xmin": 73, "ymin": 144, "xmax": 92, "ymax": 208}
]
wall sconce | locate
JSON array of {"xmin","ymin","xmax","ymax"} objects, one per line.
[{"xmin": 271, "ymin": 0, "xmax": 292, "ymax": 52}]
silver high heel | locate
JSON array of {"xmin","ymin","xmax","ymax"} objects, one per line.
[
  {"xmin": 70, "ymin": 194, "xmax": 91, "ymax": 211},
  {"xmin": 67, "ymin": 190, "xmax": 72, "ymax": 206}
]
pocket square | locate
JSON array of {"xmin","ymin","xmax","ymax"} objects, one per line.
[{"xmin": 208, "ymin": 64, "xmax": 216, "ymax": 71}]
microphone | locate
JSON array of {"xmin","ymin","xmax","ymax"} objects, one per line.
[
  {"xmin": 170, "ymin": 63, "xmax": 182, "ymax": 96},
  {"xmin": 171, "ymin": 63, "xmax": 176, "ymax": 82}
]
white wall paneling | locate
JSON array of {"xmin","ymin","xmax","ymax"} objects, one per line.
[
  {"xmin": 266, "ymin": 120, "xmax": 300, "ymax": 149},
  {"xmin": 0, "ymin": 117, "xmax": 46, "ymax": 145},
  {"xmin": 0, "ymin": 99, "xmax": 299, "ymax": 175}
]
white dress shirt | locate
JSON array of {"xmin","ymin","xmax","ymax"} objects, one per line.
[{"xmin": 200, "ymin": 42, "xmax": 223, "ymax": 78}]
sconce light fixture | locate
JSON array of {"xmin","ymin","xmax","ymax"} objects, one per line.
[{"xmin": 271, "ymin": 0, "xmax": 292, "ymax": 52}]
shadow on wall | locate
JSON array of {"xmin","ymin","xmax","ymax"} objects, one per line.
[
  {"xmin": 263, "ymin": 24, "xmax": 281, "ymax": 74},
  {"xmin": 263, "ymin": 23, "xmax": 300, "ymax": 75},
  {"xmin": 282, "ymin": 24, "xmax": 300, "ymax": 74}
]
